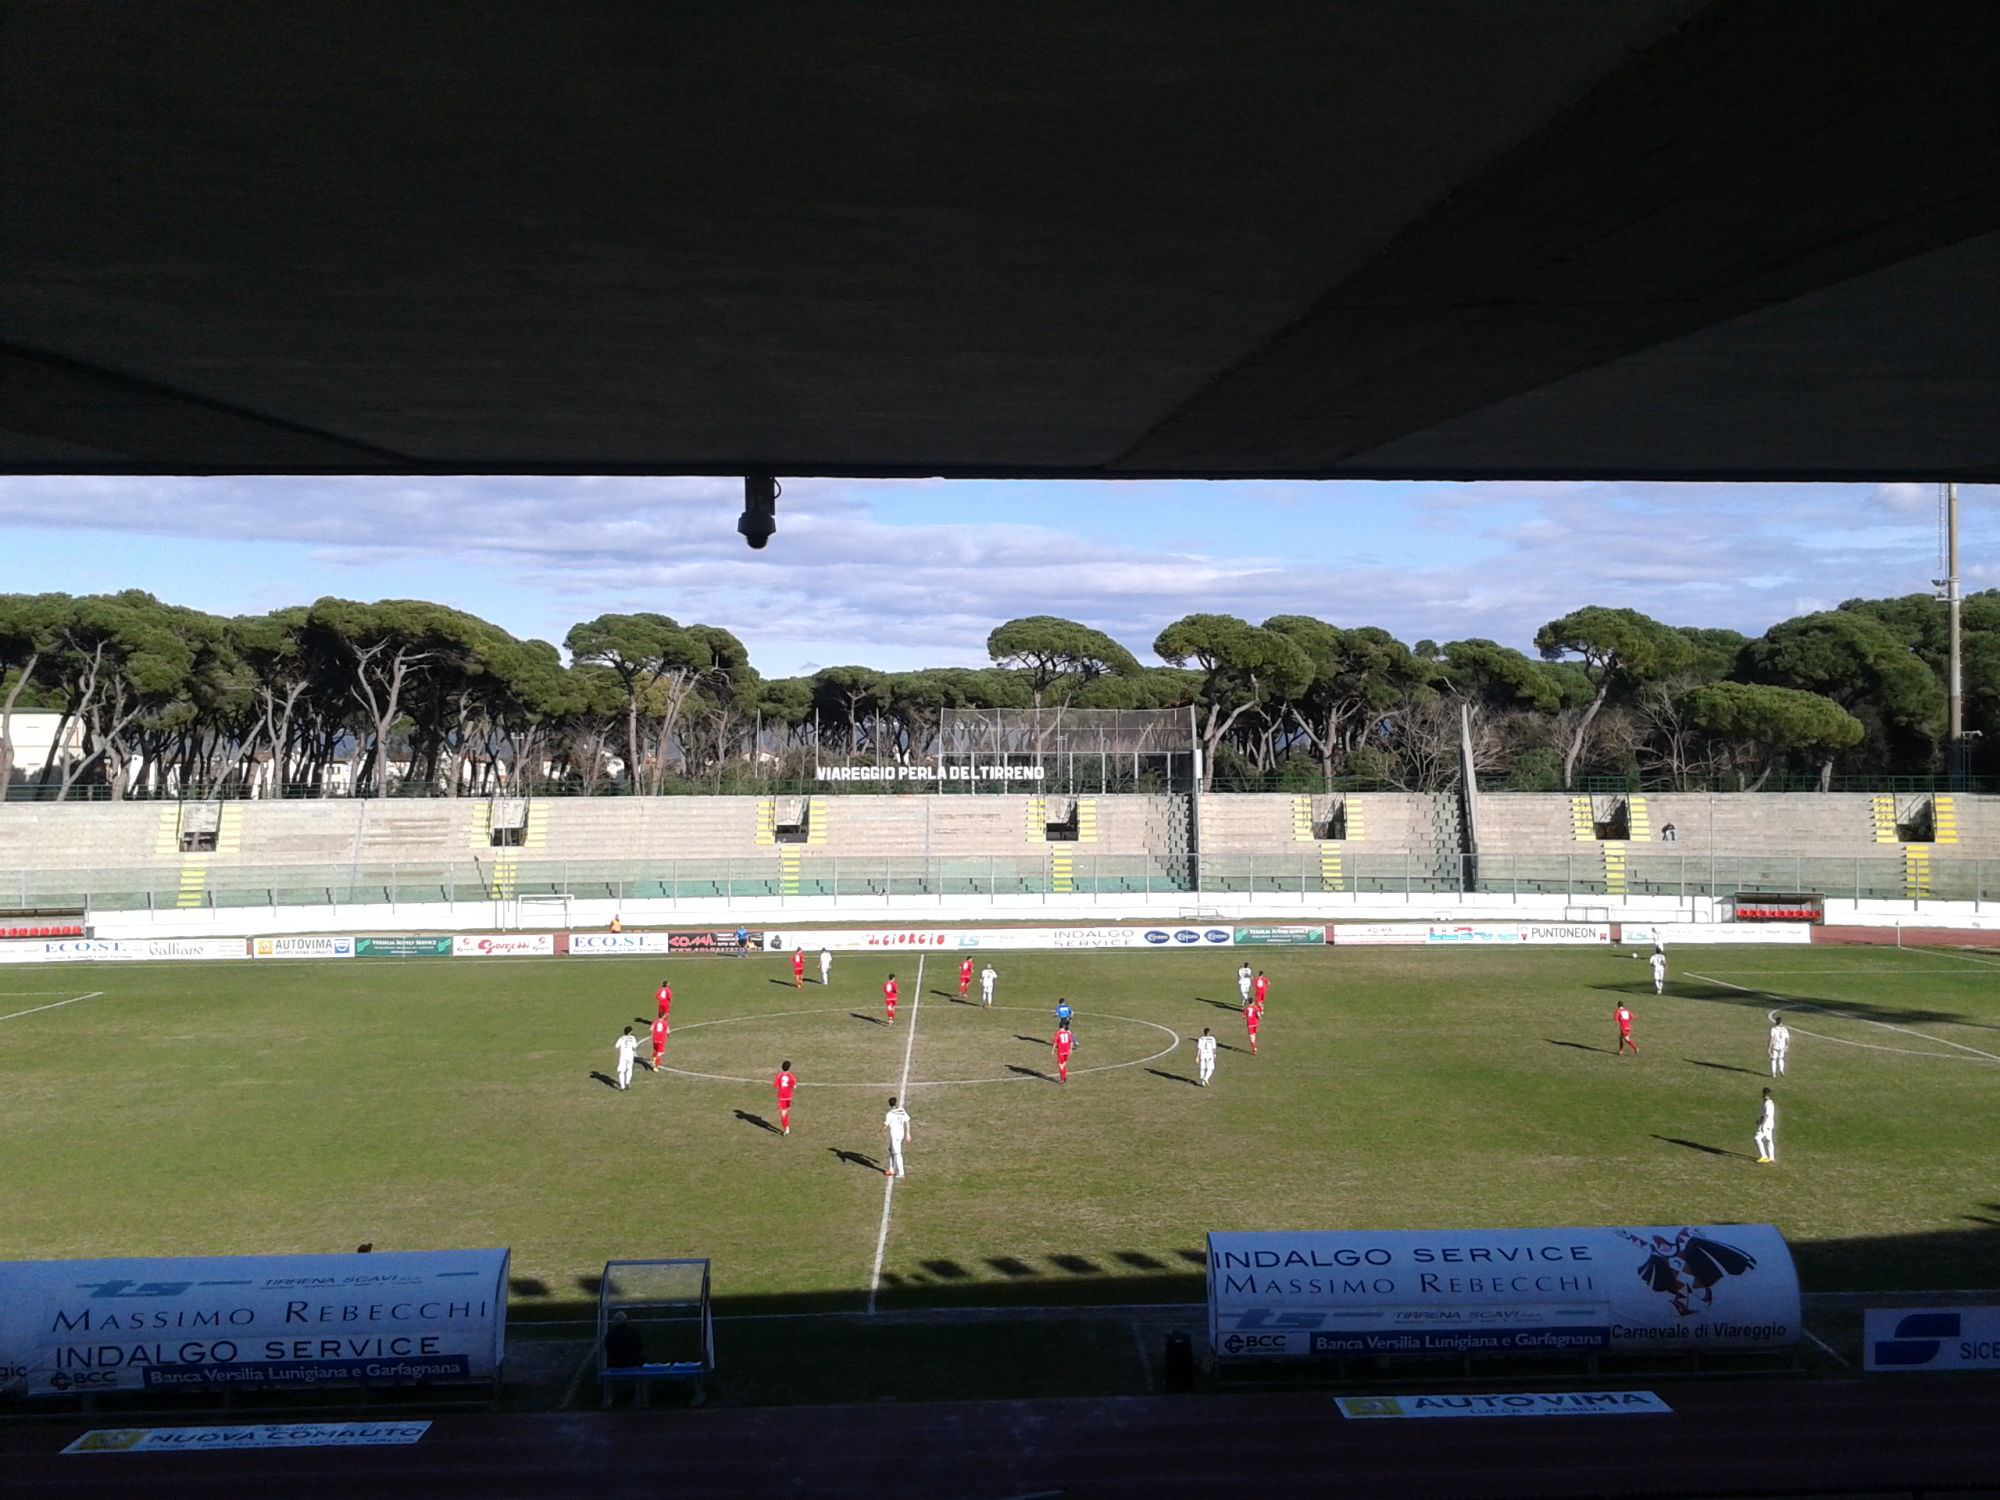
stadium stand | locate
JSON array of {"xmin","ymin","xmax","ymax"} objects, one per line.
[
  {"xmin": 1195, "ymin": 792, "xmax": 1462, "ymax": 894},
  {"xmin": 1470, "ymin": 792, "xmax": 1996, "ymax": 901},
  {"xmin": 2, "ymin": 791, "xmax": 1996, "ymax": 914}
]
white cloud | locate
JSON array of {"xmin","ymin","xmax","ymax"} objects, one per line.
[{"xmin": 0, "ymin": 477, "xmax": 1991, "ymax": 674}]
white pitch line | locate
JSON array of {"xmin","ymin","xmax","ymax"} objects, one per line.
[
  {"xmin": 867, "ymin": 953, "xmax": 924, "ymax": 1317},
  {"xmin": 1687, "ymin": 970, "xmax": 2000, "ymax": 1065},
  {"xmin": 0, "ymin": 990, "xmax": 104, "ymax": 1023},
  {"xmin": 1783, "ymin": 1024, "xmax": 1999, "ymax": 1064},
  {"xmin": 1924, "ymin": 947, "xmax": 2000, "ymax": 972}
]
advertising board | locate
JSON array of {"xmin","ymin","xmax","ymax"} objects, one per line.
[
  {"xmin": 1331, "ymin": 924, "xmax": 1609, "ymax": 947},
  {"xmin": 1865, "ymin": 1307, "xmax": 2000, "ymax": 1371},
  {"xmin": 65, "ymin": 1421, "xmax": 432, "ymax": 1453},
  {"xmin": 1336, "ymin": 1391, "xmax": 1671, "ymax": 1419},
  {"xmin": 1207, "ymin": 1226, "xmax": 1798, "ymax": 1362},
  {"xmin": 0, "ymin": 1250, "xmax": 509, "ymax": 1397},
  {"xmin": 0, "ymin": 937, "xmax": 250, "ymax": 965},
  {"xmin": 1617, "ymin": 923, "xmax": 1812, "ymax": 947},
  {"xmin": 1232, "ymin": 926, "xmax": 1326, "ymax": 947},
  {"xmin": 568, "ymin": 932, "xmax": 680, "ymax": 956},
  {"xmin": 450, "ymin": 934, "xmax": 556, "ymax": 958},
  {"xmin": 1329, "ymin": 923, "xmax": 1432, "ymax": 946},
  {"xmin": 251, "ymin": 936, "xmax": 355, "ymax": 960},
  {"xmin": 354, "ymin": 936, "xmax": 453, "ymax": 959},
  {"xmin": 762, "ymin": 926, "xmax": 1232, "ymax": 953}
]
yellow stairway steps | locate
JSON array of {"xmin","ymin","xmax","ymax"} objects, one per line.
[
  {"xmin": 1570, "ymin": 796, "xmax": 1595, "ymax": 841},
  {"xmin": 1871, "ymin": 794, "xmax": 1898, "ymax": 843},
  {"xmin": 1904, "ymin": 844, "xmax": 1932, "ymax": 898},
  {"xmin": 1933, "ymin": 795, "xmax": 1959, "ymax": 844}
]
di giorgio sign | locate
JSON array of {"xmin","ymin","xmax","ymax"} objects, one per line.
[
  {"xmin": 0, "ymin": 1251, "xmax": 509, "ymax": 1397},
  {"xmin": 1207, "ymin": 1226, "xmax": 1799, "ymax": 1362}
]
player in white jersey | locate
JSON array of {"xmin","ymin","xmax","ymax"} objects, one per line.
[
  {"xmin": 613, "ymin": 1026, "xmax": 639, "ymax": 1090},
  {"xmin": 1195, "ymin": 1028, "xmax": 1217, "ymax": 1087},
  {"xmin": 882, "ymin": 1096, "xmax": 913, "ymax": 1179},
  {"xmin": 1754, "ymin": 1088, "xmax": 1777, "ymax": 1164},
  {"xmin": 1767, "ymin": 1013, "xmax": 1790, "ymax": 1077},
  {"xmin": 1237, "ymin": 962, "xmax": 1253, "ymax": 1003},
  {"xmin": 1649, "ymin": 950, "xmax": 1667, "ymax": 995},
  {"xmin": 980, "ymin": 963, "xmax": 997, "ymax": 1007},
  {"xmin": 819, "ymin": 946, "xmax": 833, "ymax": 986}
]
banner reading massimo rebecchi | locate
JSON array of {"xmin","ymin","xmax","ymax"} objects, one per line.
[
  {"xmin": 1207, "ymin": 1226, "xmax": 1798, "ymax": 1361},
  {"xmin": 0, "ymin": 1249, "xmax": 509, "ymax": 1396}
]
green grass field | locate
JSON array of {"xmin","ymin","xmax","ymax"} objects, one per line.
[{"xmin": 3, "ymin": 942, "xmax": 1997, "ymax": 1324}]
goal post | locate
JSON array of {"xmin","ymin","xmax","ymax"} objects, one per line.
[
  {"xmin": 597, "ymin": 1258, "xmax": 714, "ymax": 1398},
  {"xmin": 510, "ymin": 892, "xmax": 573, "ymax": 931}
]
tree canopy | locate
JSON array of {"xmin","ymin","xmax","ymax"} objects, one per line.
[{"xmin": 0, "ymin": 587, "xmax": 1981, "ymax": 800}]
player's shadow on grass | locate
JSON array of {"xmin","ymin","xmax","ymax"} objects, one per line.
[
  {"xmin": 769, "ymin": 978, "xmax": 801, "ymax": 988},
  {"xmin": 829, "ymin": 1148, "xmax": 883, "ymax": 1172},
  {"xmin": 1195, "ymin": 996, "xmax": 1244, "ymax": 1013},
  {"xmin": 1007, "ymin": 1063, "xmax": 1053, "ymax": 1082},
  {"xmin": 849, "ymin": 1011, "xmax": 887, "ymax": 1027},
  {"xmin": 1146, "ymin": 1068, "xmax": 1200, "ymax": 1087},
  {"xmin": 1686, "ymin": 1057, "xmax": 1765, "ymax": 1076},
  {"xmin": 734, "ymin": 1110, "xmax": 782, "ymax": 1135},
  {"xmin": 1214, "ymin": 1040, "xmax": 1247, "ymax": 1054},
  {"xmin": 1546, "ymin": 1038, "xmax": 1611, "ymax": 1054},
  {"xmin": 588, "ymin": 1071, "xmax": 621, "ymax": 1089},
  {"xmin": 1652, "ymin": 1134, "xmax": 1755, "ymax": 1160},
  {"xmin": 1591, "ymin": 980, "xmax": 1992, "ymax": 1030},
  {"xmin": 1013, "ymin": 1034, "xmax": 1049, "ymax": 1046}
]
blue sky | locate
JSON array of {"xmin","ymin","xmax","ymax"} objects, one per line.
[{"xmin": 0, "ymin": 476, "xmax": 1987, "ymax": 676}]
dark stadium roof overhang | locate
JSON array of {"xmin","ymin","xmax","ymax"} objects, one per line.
[{"xmin": 4, "ymin": 3, "xmax": 2000, "ymax": 483}]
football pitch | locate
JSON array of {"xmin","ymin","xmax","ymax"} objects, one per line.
[{"xmin": 3, "ymin": 942, "xmax": 1997, "ymax": 1322}]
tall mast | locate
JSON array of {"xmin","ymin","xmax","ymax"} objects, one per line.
[{"xmin": 1947, "ymin": 480, "xmax": 1962, "ymax": 746}]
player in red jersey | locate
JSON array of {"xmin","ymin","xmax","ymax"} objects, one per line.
[
  {"xmin": 773, "ymin": 1060, "xmax": 797, "ymax": 1136},
  {"xmin": 650, "ymin": 1014, "xmax": 668, "ymax": 1072},
  {"xmin": 1051, "ymin": 1019, "xmax": 1075, "ymax": 1083},
  {"xmin": 1615, "ymin": 1003, "xmax": 1640, "ymax": 1055},
  {"xmin": 654, "ymin": 978, "xmax": 672, "ymax": 1029},
  {"xmin": 883, "ymin": 973, "xmax": 900, "ymax": 1024},
  {"xmin": 1252, "ymin": 970, "xmax": 1269, "ymax": 1008},
  {"xmin": 1244, "ymin": 997, "xmax": 1261, "ymax": 1056},
  {"xmin": 792, "ymin": 947, "xmax": 806, "ymax": 989},
  {"xmin": 958, "ymin": 956, "xmax": 974, "ymax": 999}
]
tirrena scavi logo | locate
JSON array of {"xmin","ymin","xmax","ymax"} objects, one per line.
[{"xmin": 1873, "ymin": 1312, "xmax": 1959, "ymax": 1367}]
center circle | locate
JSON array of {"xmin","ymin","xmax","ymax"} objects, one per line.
[{"xmin": 653, "ymin": 1004, "xmax": 1182, "ymax": 1088}]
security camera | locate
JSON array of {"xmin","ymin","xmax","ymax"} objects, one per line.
[{"xmin": 738, "ymin": 475, "xmax": 780, "ymax": 549}]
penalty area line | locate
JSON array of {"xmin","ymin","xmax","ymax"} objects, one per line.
[
  {"xmin": 1686, "ymin": 970, "xmax": 2000, "ymax": 1065},
  {"xmin": 0, "ymin": 990, "xmax": 105, "ymax": 1023},
  {"xmin": 867, "ymin": 952, "xmax": 924, "ymax": 1317}
]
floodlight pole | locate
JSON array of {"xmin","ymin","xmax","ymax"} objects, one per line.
[{"xmin": 1947, "ymin": 480, "xmax": 1962, "ymax": 745}]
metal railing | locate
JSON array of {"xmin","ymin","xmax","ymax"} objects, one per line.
[{"xmin": 4, "ymin": 849, "xmax": 1983, "ymax": 914}]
